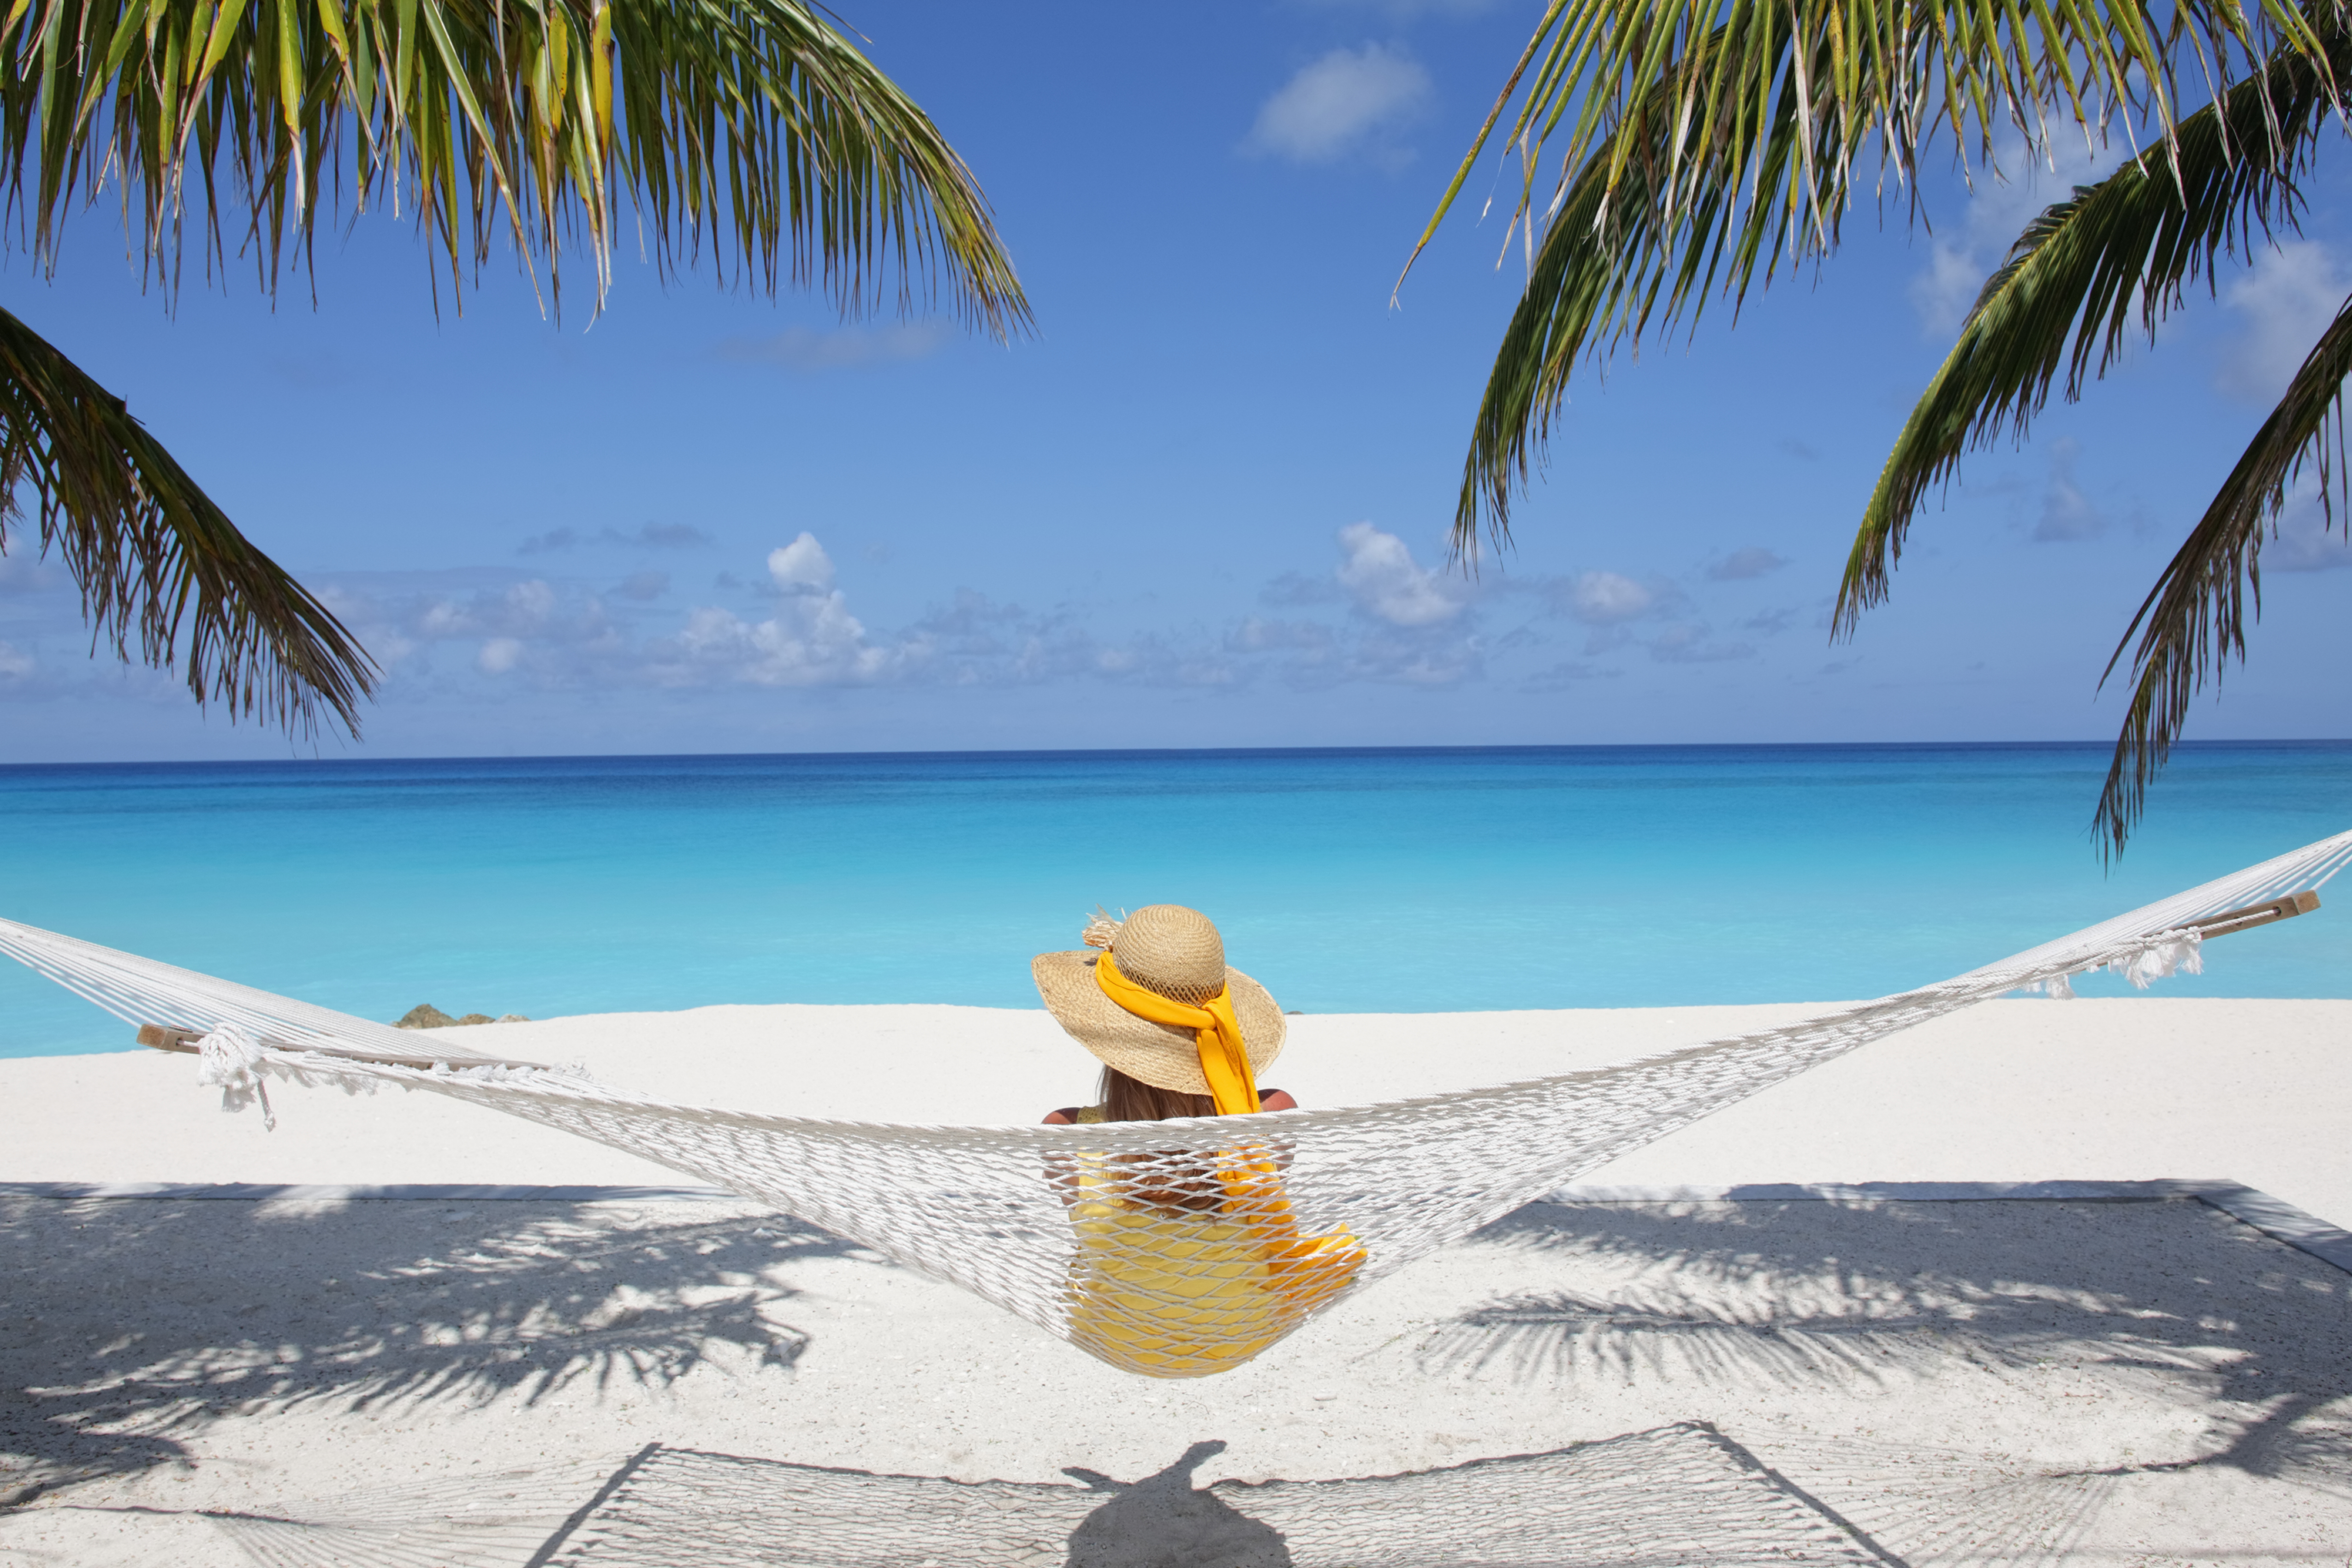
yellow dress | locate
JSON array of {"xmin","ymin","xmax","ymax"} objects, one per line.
[{"xmin": 1059, "ymin": 1108, "xmax": 1367, "ymax": 1378}]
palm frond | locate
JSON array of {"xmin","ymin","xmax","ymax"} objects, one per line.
[
  {"xmin": 0, "ymin": 0, "xmax": 1028, "ymax": 332},
  {"xmin": 1416, "ymin": 0, "xmax": 2335, "ymax": 546},
  {"xmin": 0, "ymin": 0, "xmax": 1025, "ymax": 745},
  {"xmin": 1451, "ymin": 22, "xmax": 1829, "ymax": 558},
  {"xmin": 0, "ymin": 305, "xmax": 376, "ymax": 736},
  {"xmin": 2091, "ymin": 294, "xmax": 2352, "ymax": 855},
  {"xmin": 1835, "ymin": 24, "xmax": 2345, "ymax": 631}
]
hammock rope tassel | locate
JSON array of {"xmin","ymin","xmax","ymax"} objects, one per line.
[{"xmin": 195, "ymin": 1024, "xmax": 274, "ymax": 1131}]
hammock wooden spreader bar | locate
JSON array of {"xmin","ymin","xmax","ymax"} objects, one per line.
[
  {"xmin": 2187, "ymin": 889, "xmax": 2321, "ymax": 939},
  {"xmin": 4, "ymin": 828, "xmax": 2346, "ymax": 1378}
]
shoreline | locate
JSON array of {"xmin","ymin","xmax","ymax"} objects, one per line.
[{"xmin": 6, "ymin": 994, "xmax": 2347, "ymax": 1228}]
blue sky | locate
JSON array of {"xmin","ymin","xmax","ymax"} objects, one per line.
[{"xmin": 0, "ymin": 0, "xmax": 2347, "ymax": 761}]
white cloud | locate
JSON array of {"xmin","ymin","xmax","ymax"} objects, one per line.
[
  {"xmin": 2033, "ymin": 436, "xmax": 2106, "ymax": 541},
  {"xmin": 2265, "ymin": 478, "xmax": 2352, "ymax": 572},
  {"xmin": 1565, "ymin": 570, "xmax": 1653, "ymax": 624},
  {"xmin": 314, "ymin": 571, "xmax": 625, "ymax": 684},
  {"xmin": 419, "ymin": 578, "xmax": 563, "ymax": 639},
  {"xmin": 1912, "ymin": 242, "xmax": 1993, "ymax": 339},
  {"xmin": 249, "ymin": 532, "xmax": 1511, "ymax": 704},
  {"xmin": 0, "ymin": 639, "xmax": 34, "ymax": 680},
  {"xmin": 2221, "ymin": 241, "xmax": 2349, "ymax": 404},
  {"xmin": 306, "ymin": 548, "xmax": 1058, "ymax": 696},
  {"xmin": 661, "ymin": 535, "xmax": 916, "ymax": 688},
  {"xmin": 717, "ymin": 321, "xmax": 954, "ymax": 372},
  {"xmin": 667, "ymin": 595, "xmax": 912, "ymax": 688},
  {"xmin": 768, "ymin": 533, "xmax": 837, "ymax": 592},
  {"xmin": 1334, "ymin": 522, "xmax": 1467, "ymax": 625},
  {"xmin": 507, "ymin": 579, "xmax": 558, "ymax": 623},
  {"xmin": 1245, "ymin": 44, "xmax": 1431, "ymax": 165}
]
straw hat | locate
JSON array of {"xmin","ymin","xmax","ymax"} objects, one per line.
[{"xmin": 1032, "ymin": 905, "xmax": 1286, "ymax": 1095}]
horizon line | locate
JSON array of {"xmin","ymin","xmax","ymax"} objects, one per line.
[{"xmin": 4, "ymin": 737, "xmax": 2350, "ymax": 771}]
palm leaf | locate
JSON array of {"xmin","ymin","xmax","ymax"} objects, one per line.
[
  {"xmin": 1450, "ymin": 23, "xmax": 1831, "ymax": 558},
  {"xmin": 1825, "ymin": 23, "xmax": 2349, "ymax": 854},
  {"xmin": 1414, "ymin": 0, "xmax": 2334, "ymax": 545},
  {"xmin": 0, "ymin": 305, "xmax": 375, "ymax": 736},
  {"xmin": 1835, "ymin": 24, "xmax": 2344, "ymax": 630},
  {"xmin": 2091, "ymin": 296, "xmax": 2352, "ymax": 854},
  {"xmin": 0, "ymin": 0, "xmax": 1027, "ymax": 744},
  {"xmin": 0, "ymin": 0, "xmax": 1030, "ymax": 331}
]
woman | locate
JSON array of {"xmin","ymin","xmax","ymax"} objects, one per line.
[{"xmin": 1031, "ymin": 905, "xmax": 1359, "ymax": 1378}]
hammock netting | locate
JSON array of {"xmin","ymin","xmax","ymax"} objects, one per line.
[{"xmin": 3, "ymin": 829, "xmax": 2345, "ymax": 1378}]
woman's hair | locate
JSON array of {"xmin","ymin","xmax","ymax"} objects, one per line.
[
  {"xmin": 1098, "ymin": 1067, "xmax": 1222, "ymax": 1214},
  {"xmin": 1100, "ymin": 1066, "xmax": 1218, "ymax": 1123}
]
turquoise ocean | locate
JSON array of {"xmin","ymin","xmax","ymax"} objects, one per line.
[{"xmin": 0, "ymin": 742, "xmax": 2346, "ymax": 1060}]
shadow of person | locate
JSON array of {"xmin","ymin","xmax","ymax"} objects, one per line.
[{"xmin": 1063, "ymin": 1440, "xmax": 1292, "ymax": 1568}]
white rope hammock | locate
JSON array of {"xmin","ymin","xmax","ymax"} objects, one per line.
[{"xmin": 3, "ymin": 829, "xmax": 2345, "ymax": 1378}]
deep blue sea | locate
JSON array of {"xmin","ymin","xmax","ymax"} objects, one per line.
[{"xmin": 0, "ymin": 743, "xmax": 2346, "ymax": 1059}]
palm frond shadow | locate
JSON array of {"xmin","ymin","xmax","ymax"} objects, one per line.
[
  {"xmin": 0, "ymin": 1197, "xmax": 845, "ymax": 1506},
  {"xmin": 1414, "ymin": 1199, "xmax": 2352, "ymax": 1503},
  {"xmin": 1433, "ymin": 1288, "xmax": 1984, "ymax": 1390}
]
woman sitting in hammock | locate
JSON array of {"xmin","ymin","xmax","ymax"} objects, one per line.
[{"xmin": 1030, "ymin": 906, "xmax": 1355, "ymax": 1377}]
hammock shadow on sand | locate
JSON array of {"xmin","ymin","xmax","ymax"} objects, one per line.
[
  {"xmin": 199, "ymin": 1426, "xmax": 1901, "ymax": 1568},
  {"xmin": 172, "ymin": 1420, "xmax": 2352, "ymax": 1568},
  {"xmin": 0, "ymin": 1195, "xmax": 830, "ymax": 1507},
  {"xmin": 1411, "ymin": 1194, "xmax": 2352, "ymax": 1510}
]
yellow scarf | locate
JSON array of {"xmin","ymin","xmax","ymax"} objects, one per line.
[
  {"xmin": 1089, "ymin": 952, "xmax": 1367, "ymax": 1311},
  {"xmin": 1092, "ymin": 954, "xmax": 1260, "ymax": 1115}
]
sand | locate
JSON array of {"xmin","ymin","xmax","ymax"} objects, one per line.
[{"xmin": 3, "ymin": 996, "xmax": 2350, "ymax": 1564}]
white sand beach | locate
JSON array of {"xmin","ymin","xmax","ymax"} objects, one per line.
[{"xmin": 5, "ymin": 995, "xmax": 2350, "ymax": 1564}]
